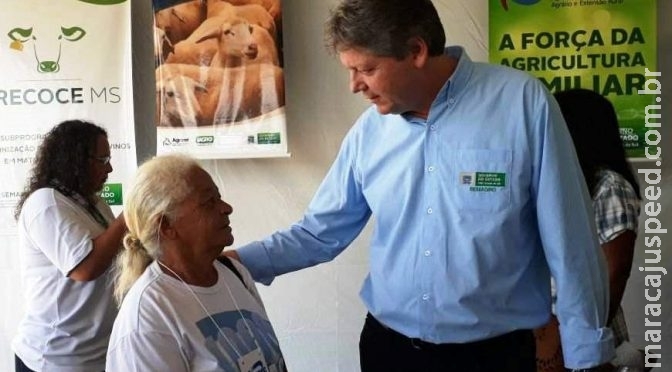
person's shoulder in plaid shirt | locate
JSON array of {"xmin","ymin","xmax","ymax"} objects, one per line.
[
  {"xmin": 592, "ymin": 168, "xmax": 641, "ymax": 245},
  {"xmin": 592, "ymin": 168, "xmax": 641, "ymax": 346},
  {"xmin": 535, "ymin": 89, "xmax": 644, "ymax": 371}
]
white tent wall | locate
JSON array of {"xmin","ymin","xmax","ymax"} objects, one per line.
[{"xmin": 0, "ymin": 0, "xmax": 668, "ymax": 371}]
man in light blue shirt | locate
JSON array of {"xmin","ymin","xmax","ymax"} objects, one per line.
[{"xmin": 233, "ymin": 0, "xmax": 614, "ymax": 370}]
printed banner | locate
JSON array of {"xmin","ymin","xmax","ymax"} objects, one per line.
[
  {"xmin": 0, "ymin": 0, "xmax": 136, "ymax": 232},
  {"xmin": 153, "ymin": 0, "xmax": 288, "ymax": 159},
  {"xmin": 489, "ymin": 0, "xmax": 657, "ymax": 158}
]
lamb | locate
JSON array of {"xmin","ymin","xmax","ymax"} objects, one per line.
[
  {"xmin": 214, "ymin": 63, "xmax": 285, "ymax": 123},
  {"xmin": 156, "ymin": 63, "xmax": 285, "ymax": 126},
  {"xmin": 154, "ymin": 0, "xmax": 206, "ymax": 45},
  {"xmin": 247, "ymin": 24, "xmax": 279, "ymax": 66},
  {"xmin": 153, "ymin": 26, "xmax": 174, "ymax": 66},
  {"xmin": 165, "ymin": 16, "xmax": 257, "ymax": 66},
  {"xmin": 206, "ymin": 2, "xmax": 276, "ymax": 37},
  {"xmin": 156, "ymin": 73, "xmax": 206, "ymax": 127},
  {"xmin": 201, "ymin": 22, "xmax": 278, "ymax": 68},
  {"xmin": 206, "ymin": 0, "xmax": 281, "ymax": 24}
]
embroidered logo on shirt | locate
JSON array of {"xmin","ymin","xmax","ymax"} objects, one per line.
[{"xmin": 460, "ymin": 172, "xmax": 506, "ymax": 192}]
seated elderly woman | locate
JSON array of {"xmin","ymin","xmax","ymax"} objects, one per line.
[{"xmin": 106, "ymin": 154, "xmax": 286, "ymax": 372}]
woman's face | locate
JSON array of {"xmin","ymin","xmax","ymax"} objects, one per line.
[
  {"xmin": 170, "ymin": 167, "xmax": 234, "ymax": 257},
  {"xmin": 86, "ymin": 135, "xmax": 113, "ymax": 195}
]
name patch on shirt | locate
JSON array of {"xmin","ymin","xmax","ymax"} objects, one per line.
[{"xmin": 459, "ymin": 172, "xmax": 506, "ymax": 192}]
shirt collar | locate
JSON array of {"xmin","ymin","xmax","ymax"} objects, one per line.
[
  {"xmin": 403, "ymin": 46, "xmax": 473, "ymax": 124},
  {"xmin": 443, "ymin": 46, "xmax": 473, "ymax": 99}
]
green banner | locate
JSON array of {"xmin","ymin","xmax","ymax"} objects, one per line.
[
  {"xmin": 489, "ymin": 0, "xmax": 657, "ymax": 158},
  {"xmin": 257, "ymin": 132, "xmax": 282, "ymax": 144},
  {"xmin": 475, "ymin": 172, "xmax": 507, "ymax": 187},
  {"xmin": 99, "ymin": 183, "xmax": 123, "ymax": 206}
]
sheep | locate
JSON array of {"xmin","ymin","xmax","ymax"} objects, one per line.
[
  {"xmin": 194, "ymin": 18, "xmax": 266, "ymax": 68},
  {"xmin": 214, "ymin": 63, "xmax": 285, "ymax": 123},
  {"xmin": 156, "ymin": 63, "xmax": 285, "ymax": 126},
  {"xmin": 247, "ymin": 24, "xmax": 279, "ymax": 66},
  {"xmin": 165, "ymin": 17, "xmax": 257, "ymax": 67},
  {"xmin": 206, "ymin": 2, "xmax": 276, "ymax": 38},
  {"xmin": 154, "ymin": 0, "xmax": 206, "ymax": 45},
  {"xmin": 156, "ymin": 73, "xmax": 206, "ymax": 127},
  {"xmin": 206, "ymin": 0, "xmax": 281, "ymax": 24},
  {"xmin": 153, "ymin": 26, "xmax": 174, "ymax": 66},
  {"xmin": 197, "ymin": 22, "xmax": 278, "ymax": 68}
]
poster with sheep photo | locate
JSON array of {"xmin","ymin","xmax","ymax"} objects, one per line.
[{"xmin": 154, "ymin": 0, "xmax": 287, "ymax": 159}]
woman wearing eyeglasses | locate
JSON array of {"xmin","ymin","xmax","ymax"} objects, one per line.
[{"xmin": 12, "ymin": 120, "xmax": 126, "ymax": 372}]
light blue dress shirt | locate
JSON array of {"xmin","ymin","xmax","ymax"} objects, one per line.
[{"xmin": 238, "ymin": 46, "xmax": 614, "ymax": 368}]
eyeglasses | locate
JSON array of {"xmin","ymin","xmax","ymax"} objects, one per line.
[{"xmin": 90, "ymin": 155, "xmax": 111, "ymax": 165}]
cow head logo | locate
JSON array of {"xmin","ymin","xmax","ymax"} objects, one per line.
[{"xmin": 7, "ymin": 26, "xmax": 86, "ymax": 73}]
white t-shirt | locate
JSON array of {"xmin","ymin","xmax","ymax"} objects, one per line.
[
  {"xmin": 106, "ymin": 260, "xmax": 286, "ymax": 372},
  {"xmin": 12, "ymin": 188, "xmax": 118, "ymax": 372}
]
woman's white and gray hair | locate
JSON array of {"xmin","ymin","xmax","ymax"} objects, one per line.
[{"xmin": 114, "ymin": 153, "xmax": 200, "ymax": 304}]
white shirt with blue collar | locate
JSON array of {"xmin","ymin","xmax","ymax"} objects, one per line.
[{"xmin": 238, "ymin": 46, "xmax": 614, "ymax": 368}]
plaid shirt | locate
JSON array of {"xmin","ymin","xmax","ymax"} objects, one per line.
[
  {"xmin": 593, "ymin": 168, "xmax": 641, "ymax": 345},
  {"xmin": 550, "ymin": 169, "xmax": 640, "ymax": 346}
]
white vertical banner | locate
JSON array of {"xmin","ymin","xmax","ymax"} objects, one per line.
[
  {"xmin": 0, "ymin": 1, "xmax": 135, "ymax": 367},
  {"xmin": 0, "ymin": 0, "xmax": 136, "ymax": 225},
  {"xmin": 153, "ymin": 0, "xmax": 289, "ymax": 159}
]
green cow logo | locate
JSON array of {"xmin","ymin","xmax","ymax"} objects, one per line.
[{"xmin": 7, "ymin": 26, "xmax": 86, "ymax": 73}]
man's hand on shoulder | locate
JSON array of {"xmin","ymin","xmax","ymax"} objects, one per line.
[{"xmin": 220, "ymin": 249, "xmax": 241, "ymax": 262}]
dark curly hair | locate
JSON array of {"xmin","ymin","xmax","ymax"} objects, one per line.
[
  {"xmin": 554, "ymin": 89, "xmax": 641, "ymax": 200},
  {"xmin": 15, "ymin": 120, "xmax": 107, "ymax": 219}
]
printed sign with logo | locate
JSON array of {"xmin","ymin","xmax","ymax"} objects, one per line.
[
  {"xmin": 99, "ymin": 183, "xmax": 123, "ymax": 206},
  {"xmin": 0, "ymin": 0, "xmax": 135, "ymax": 367},
  {"xmin": 0, "ymin": 0, "xmax": 136, "ymax": 217},
  {"xmin": 196, "ymin": 136, "xmax": 215, "ymax": 145},
  {"xmin": 460, "ymin": 172, "xmax": 507, "ymax": 192},
  {"xmin": 7, "ymin": 26, "xmax": 86, "ymax": 74},
  {"xmin": 153, "ymin": 0, "xmax": 289, "ymax": 159},
  {"xmin": 257, "ymin": 132, "xmax": 281, "ymax": 145},
  {"xmin": 489, "ymin": 0, "xmax": 657, "ymax": 158}
]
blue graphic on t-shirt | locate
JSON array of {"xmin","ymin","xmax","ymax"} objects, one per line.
[{"xmin": 197, "ymin": 310, "xmax": 286, "ymax": 372}]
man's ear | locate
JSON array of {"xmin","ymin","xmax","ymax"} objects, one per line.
[{"xmin": 407, "ymin": 37, "xmax": 429, "ymax": 68}]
